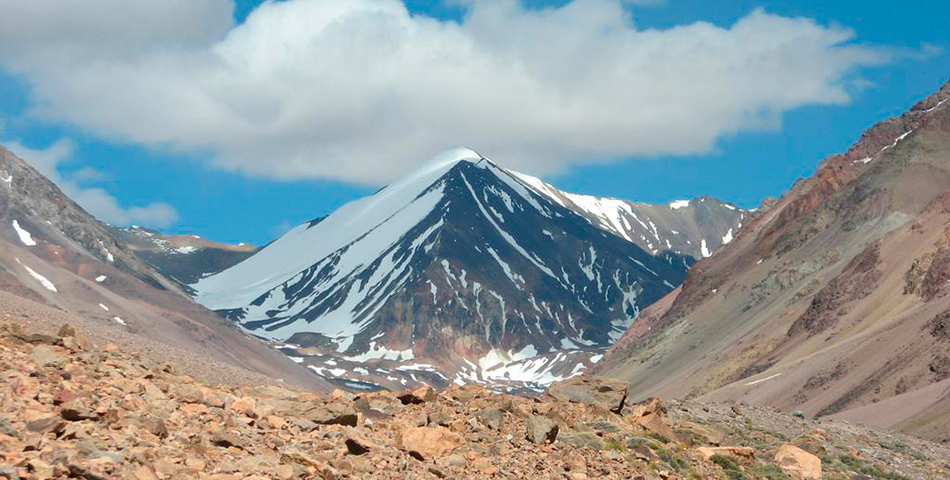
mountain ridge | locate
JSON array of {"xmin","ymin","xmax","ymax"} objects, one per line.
[
  {"xmin": 595, "ymin": 79, "xmax": 950, "ymax": 442},
  {"xmin": 0, "ymin": 144, "xmax": 332, "ymax": 392}
]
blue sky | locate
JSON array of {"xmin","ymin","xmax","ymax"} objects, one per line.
[{"xmin": 0, "ymin": 0, "xmax": 946, "ymax": 245}]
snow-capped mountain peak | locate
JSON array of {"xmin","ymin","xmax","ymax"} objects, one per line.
[{"xmin": 192, "ymin": 149, "xmax": 743, "ymax": 392}]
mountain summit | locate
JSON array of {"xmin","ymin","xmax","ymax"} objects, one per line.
[{"xmin": 194, "ymin": 149, "xmax": 744, "ymax": 391}]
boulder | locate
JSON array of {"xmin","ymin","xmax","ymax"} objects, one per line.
[
  {"xmin": 636, "ymin": 412, "xmax": 676, "ymax": 441},
  {"xmin": 475, "ymin": 407, "xmax": 504, "ymax": 431},
  {"xmin": 344, "ymin": 431, "xmax": 378, "ymax": 455},
  {"xmin": 525, "ymin": 415, "xmax": 559, "ymax": 444},
  {"xmin": 774, "ymin": 444, "xmax": 822, "ymax": 480},
  {"xmin": 304, "ymin": 403, "xmax": 358, "ymax": 427},
  {"xmin": 398, "ymin": 385, "xmax": 437, "ymax": 405},
  {"xmin": 211, "ymin": 429, "xmax": 246, "ymax": 449},
  {"xmin": 626, "ymin": 397, "xmax": 662, "ymax": 417},
  {"xmin": 173, "ymin": 384, "xmax": 205, "ymax": 404},
  {"xmin": 60, "ymin": 398, "xmax": 97, "ymax": 421},
  {"xmin": 354, "ymin": 391, "xmax": 403, "ymax": 417},
  {"xmin": 677, "ymin": 421, "xmax": 727, "ymax": 446},
  {"xmin": 545, "ymin": 376, "xmax": 629, "ymax": 413},
  {"xmin": 558, "ymin": 432, "xmax": 605, "ymax": 450},
  {"xmin": 398, "ymin": 426, "xmax": 461, "ymax": 460},
  {"xmin": 58, "ymin": 324, "xmax": 88, "ymax": 351},
  {"xmin": 32, "ymin": 345, "xmax": 66, "ymax": 368}
]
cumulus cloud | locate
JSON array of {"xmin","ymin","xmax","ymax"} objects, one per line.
[
  {"xmin": 5, "ymin": 139, "xmax": 179, "ymax": 227},
  {"xmin": 0, "ymin": 0, "xmax": 895, "ymax": 185}
]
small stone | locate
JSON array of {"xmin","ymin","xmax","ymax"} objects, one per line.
[
  {"xmin": 275, "ymin": 464, "xmax": 294, "ymax": 479},
  {"xmin": 26, "ymin": 415, "xmax": 64, "ymax": 433},
  {"xmin": 174, "ymin": 384, "xmax": 205, "ymax": 403}
]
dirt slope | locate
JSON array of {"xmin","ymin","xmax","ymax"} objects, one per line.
[
  {"xmin": 595, "ymin": 80, "xmax": 950, "ymax": 442},
  {"xmin": 0, "ymin": 145, "xmax": 331, "ymax": 392}
]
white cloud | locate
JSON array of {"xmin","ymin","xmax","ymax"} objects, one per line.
[
  {"xmin": 0, "ymin": 0, "xmax": 894, "ymax": 185},
  {"xmin": 4, "ymin": 139, "xmax": 179, "ymax": 227}
]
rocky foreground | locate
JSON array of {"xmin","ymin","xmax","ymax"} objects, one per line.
[{"xmin": 1, "ymin": 321, "xmax": 949, "ymax": 480}]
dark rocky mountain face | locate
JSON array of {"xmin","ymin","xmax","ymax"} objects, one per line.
[
  {"xmin": 513, "ymin": 173, "xmax": 747, "ymax": 261},
  {"xmin": 194, "ymin": 149, "xmax": 743, "ymax": 392}
]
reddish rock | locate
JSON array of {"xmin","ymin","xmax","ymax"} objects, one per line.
[
  {"xmin": 398, "ymin": 426, "xmax": 461, "ymax": 460},
  {"xmin": 398, "ymin": 385, "xmax": 437, "ymax": 405},
  {"xmin": 775, "ymin": 445, "xmax": 822, "ymax": 480}
]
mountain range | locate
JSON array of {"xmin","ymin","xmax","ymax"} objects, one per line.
[{"xmin": 4, "ymin": 75, "xmax": 948, "ymax": 443}]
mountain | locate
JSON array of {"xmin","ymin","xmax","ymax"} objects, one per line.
[
  {"xmin": 0, "ymin": 145, "xmax": 330, "ymax": 391},
  {"xmin": 193, "ymin": 149, "xmax": 745, "ymax": 392},
  {"xmin": 109, "ymin": 225, "xmax": 257, "ymax": 288},
  {"xmin": 594, "ymin": 80, "xmax": 950, "ymax": 441}
]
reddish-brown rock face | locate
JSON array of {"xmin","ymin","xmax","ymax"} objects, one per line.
[{"xmin": 596, "ymin": 81, "xmax": 950, "ymax": 442}]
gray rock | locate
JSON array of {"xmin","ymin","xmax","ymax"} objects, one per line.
[
  {"xmin": 545, "ymin": 376, "xmax": 629, "ymax": 414},
  {"xmin": 0, "ymin": 417, "xmax": 19, "ymax": 438},
  {"xmin": 211, "ymin": 429, "xmax": 245, "ymax": 449},
  {"xmin": 476, "ymin": 407, "xmax": 504, "ymax": 431},
  {"xmin": 436, "ymin": 454, "xmax": 467, "ymax": 468},
  {"xmin": 32, "ymin": 345, "xmax": 65, "ymax": 368},
  {"xmin": 557, "ymin": 432, "xmax": 605, "ymax": 450},
  {"xmin": 304, "ymin": 403, "xmax": 358, "ymax": 426},
  {"xmin": 173, "ymin": 384, "xmax": 205, "ymax": 404},
  {"xmin": 526, "ymin": 415, "xmax": 558, "ymax": 444}
]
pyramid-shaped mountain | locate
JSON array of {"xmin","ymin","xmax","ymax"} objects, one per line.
[{"xmin": 194, "ymin": 149, "xmax": 744, "ymax": 391}]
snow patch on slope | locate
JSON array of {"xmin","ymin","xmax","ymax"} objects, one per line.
[
  {"xmin": 11, "ymin": 220, "xmax": 36, "ymax": 246},
  {"xmin": 16, "ymin": 259, "xmax": 57, "ymax": 292}
]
